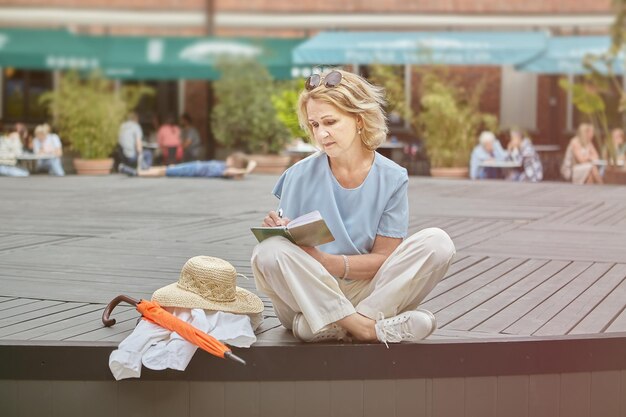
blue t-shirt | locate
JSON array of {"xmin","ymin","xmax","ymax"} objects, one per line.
[{"xmin": 272, "ymin": 151, "xmax": 408, "ymax": 255}]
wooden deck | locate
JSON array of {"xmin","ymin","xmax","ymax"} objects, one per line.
[
  {"xmin": 3, "ymin": 174, "xmax": 626, "ymax": 417},
  {"xmin": 1, "ymin": 175, "xmax": 625, "ymax": 345}
]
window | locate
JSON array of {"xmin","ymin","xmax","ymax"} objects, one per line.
[
  {"xmin": 500, "ymin": 65, "xmax": 537, "ymax": 131},
  {"xmin": 2, "ymin": 68, "xmax": 53, "ymax": 123}
]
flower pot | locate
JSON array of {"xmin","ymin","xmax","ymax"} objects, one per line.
[
  {"xmin": 73, "ymin": 158, "xmax": 114, "ymax": 176},
  {"xmin": 248, "ymin": 154, "xmax": 292, "ymax": 174},
  {"xmin": 604, "ymin": 166, "xmax": 626, "ymax": 185},
  {"xmin": 430, "ymin": 167, "xmax": 469, "ymax": 178}
]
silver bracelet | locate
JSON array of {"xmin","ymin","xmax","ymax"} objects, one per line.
[{"xmin": 341, "ymin": 254, "xmax": 350, "ymax": 280}]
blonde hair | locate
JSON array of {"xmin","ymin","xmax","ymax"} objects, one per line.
[
  {"xmin": 296, "ymin": 69, "xmax": 388, "ymax": 151},
  {"xmin": 228, "ymin": 152, "xmax": 249, "ymax": 169},
  {"xmin": 577, "ymin": 123, "xmax": 594, "ymax": 144},
  {"xmin": 34, "ymin": 125, "xmax": 47, "ymax": 137}
]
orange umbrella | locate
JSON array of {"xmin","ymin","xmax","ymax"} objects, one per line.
[{"xmin": 102, "ymin": 295, "xmax": 246, "ymax": 365}]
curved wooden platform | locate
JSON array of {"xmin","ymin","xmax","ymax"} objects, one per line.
[{"xmin": 1, "ymin": 174, "xmax": 625, "ymax": 416}]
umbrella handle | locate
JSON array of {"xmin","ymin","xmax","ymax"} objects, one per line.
[{"xmin": 102, "ymin": 295, "xmax": 140, "ymax": 327}]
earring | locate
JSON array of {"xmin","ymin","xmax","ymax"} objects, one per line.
[{"xmin": 358, "ymin": 129, "xmax": 362, "ymax": 135}]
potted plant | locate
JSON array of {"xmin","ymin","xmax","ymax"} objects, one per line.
[
  {"xmin": 40, "ymin": 71, "xmax": 153, "ymax": 175},
  {"xmin": 415, "ymin": 68, "xmax": 497, "ymax": 177},
  {"xmin": 211, "ymin": 58, "xmax": 291, "ymax": 173}
]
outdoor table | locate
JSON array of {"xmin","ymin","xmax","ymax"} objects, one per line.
[
  {"xmin": 16, "ymin": 153, "xmax": 54, "ymax": 172},
  {"xmin": 377, "ymin": 141, "xmax": 404, "ymax": 162},
  {"xmin": 479, "ymin": 160, "xmax": 522, "ymax": 168}
]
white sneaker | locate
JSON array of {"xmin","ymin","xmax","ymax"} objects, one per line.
[
  {"xmin": 374, "ymin": 309, "xmax": 437, "ymax": 346},
  {"xmin": 292, "ymin": 313, "xmax": 349, "ymax": 342}
]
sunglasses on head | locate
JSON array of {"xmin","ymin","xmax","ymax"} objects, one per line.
[{"xmin": 305, "ymin": 70, "xmax": 343, "ymax": 91}]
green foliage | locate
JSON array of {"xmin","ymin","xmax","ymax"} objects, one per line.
[
  {"xmin": 569, "ymin": 0, "xmax": 626, "ymax": 164},
  {"xmin": 368, "ymin": 64, "xmax": 413, "ymax": 122},
  {"xmin": 39, "ymin": 71, "xmax": 153, "ymax": 159},
  {"xmin": 271, "ymin": 79, "xmax": 307, "ymax": 139},
  {"xmin": 211, "ymin": 59, "xmax": 290, "ymax": 154},
  {"xmin": 415, "ymin": 69, "xmax": 497, "ymax": 168}
]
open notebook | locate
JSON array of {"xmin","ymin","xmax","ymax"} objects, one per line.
[{"xmin": 251, "ymin": 210, "xmax": 335, "ymax": 247}]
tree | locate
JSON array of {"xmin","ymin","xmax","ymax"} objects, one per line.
[{"xmin": 211, "ymin": 58, "xmax": 290, "ymax": 154}]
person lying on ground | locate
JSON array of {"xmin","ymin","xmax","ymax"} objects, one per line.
[{"xmin": 118, "ymin": 152, "xmax": 257, "ymax": 179}]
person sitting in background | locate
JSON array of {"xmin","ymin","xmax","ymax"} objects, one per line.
[
  {"xmin": 32, "ymin": 124, "xmax": 65, "ymax": 176},
  {"xmin": 506, "ymin": 129, "xmax": 543, "ymax": 182},
  {"xmin": 157, "ymin": 115, "xmax": 181, "ymax": 165},
  {"xmin": 180, "ymin": 113, "xmax": 202, "ymax": 162},
  {"xmin": 470, "ymin": 131, "xmax": 507, "ymax": 180},
  {"xmin": 118, "ymin": 112, "xmax": 152, "ymax": 169},
  {"xmin": 611, "ymin": 128, "xmax": 625, "ymax": 164},
  {"xmin": 0, "ymin": 127, "xmax": 29, "ymax": 177},
  {"xmin": 118, "ymin": 152, "xmax": 257, "ymax": 180},
  {"xmin": 14, "ymin": 123, "xmax": 32, "ymax": 152},
  {"xmin": 561, "ymin": 123, "xmax": 602, "ymax": 185}
]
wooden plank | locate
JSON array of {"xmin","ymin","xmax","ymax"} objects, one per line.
[
  {"xmin": 0, "ymin": 380, "xmax": 18, "ymax": 417},
  {"xmin": 447, "ymin": 260, "xmax": 569, "ymax": 332},
  {"xmin": 432, "ymin": 378, "xmax": 464, "ymax": 417},
  {"xmin": 17, "ymin": 380, "xmax": 52, "ymax": 417},
  {"xmin": 12, "ymin": 305, "xmax": 132, "ymax": 340},
  {"xmin": 529, "ymin": 374, "xmax": 560, "ymax": 417},
  {"xmin": 0, "ymin": 299, "xmax": 65, "ymax": 322},
  {"xmin": 117, "ymin": 381, "xmax": 190, "ymax": 417},
  {"xmin": 560, "ymin": 373, "xmax": 591, "ymax": 417},
  {"xmin": 330, "ymin": 380, "xmax": 363, "ymax": 417},
  {"xmin": 504, "ymin": 262, "xmax": 614, "ymax": 335},
  {"xmin": 475, "ymin": 261, "xmax": 591, "ymax": 334},
  {"xmin": 621, "ymin": 370, "xmax": 626, "ymax": 417},
  {"xmin": 434, "ymin": 259, "xmax": 546, "ymax": 327},
  {"xmin": 224, "ymin": 381, "xmax": 259, "ymax": 417},
  {"xmin": 590, "ymin": 371, "xmax": 621, "ymax": 417},
  {"xmin": 260, "ymin": 381, "xmax": 296, "ymax": 417},
  {"xmin": 0, "ymin": 298, "xmax": 40, "ymax": 312},
  {"xmin": 535, "ymin": 263, "xmax": 626, "ymax": 336},
  {"xmin": 295, "ymin": 381, "xmax": 331, "ymax": 417},
  {"xmin": 571, "ymin": 264, "xmax": 626, "ymax": 335},
  {"xmin": 395, "ymin": 379, "xmax": 427, "ymax": 417},
  {"xmin": 363, "ymin": 380, "xmax": 395, "ymax": 417},
  {"xmin": 0, "ymin": 303, "xmax": 98, "ymax": 337},
  {"xmin": 496, "ymin": 375, "xmax": 529, "ymax": 417},
  {"xmin": 190, "ymin": 382, "xmax": 225, "ymax": 417},
  {"xmin": 51, "ymin": 381, "xmax": 117, "ymax": 417},
  {"xmin": 423, "ymin": 257, "xmax": 506, "ymax": 302},
  {"xmin": 423, "ymin": 258, "xmax": 526, "ymax": 313},
  {"xmin": 464, "ymin": 376, "xmax": 497, "ymax": 417}
]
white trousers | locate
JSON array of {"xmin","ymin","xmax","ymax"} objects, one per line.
[{"xmin": 251, "ymin": 228, "xmax": 456, "ymax": 333}]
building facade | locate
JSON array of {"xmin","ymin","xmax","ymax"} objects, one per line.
[{"xmin": 0, "ymin": 0, "xmax": 618, "ymax": 160}]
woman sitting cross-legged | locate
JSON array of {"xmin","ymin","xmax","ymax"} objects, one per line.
[
  {"xmin": 251, "ymin": 69, "xmax": 456, "ymax": 345},
  {"xmin": 118, "ymin": 152, "xmax": 256, "ymax": 179}
]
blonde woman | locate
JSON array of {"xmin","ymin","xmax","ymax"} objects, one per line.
[
  {"xmin": 251, "ymin": 70, "xmax": 456, "ymax": 345},
  {"xmin": 33, "ymin": 124, "xmax": 64, "ymax": 176},
  {"xmin": 562, "ymin": 123, "xmax": 602, "ymax": 184}
]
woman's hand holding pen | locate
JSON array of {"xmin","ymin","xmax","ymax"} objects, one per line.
[{"xmin": 262, "ymin": 209, "xmax": 290, "ymax": 227}]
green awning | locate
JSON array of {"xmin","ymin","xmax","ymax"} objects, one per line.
[
  {"xmin": 516, "ymin": 36, "xmax": 624, "ymax": 74},
  {"xmin": 293, "ymin": 31, "xmax": 549, "ymax": 66},
  {"xmin": 0, "ymin": 28, "xmax": 306, "ymax": 80},
  {"xmin": 84, "ymin": 35, "xmax": 305, "ymax": 80},
  {"xmin": 0, "ymin": 28, "xmax": 100, "ymax": 71}
]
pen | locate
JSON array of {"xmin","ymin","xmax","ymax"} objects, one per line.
[{"xmin": 277, "ymin": 208, "xmax": 284, "ymax": 219}]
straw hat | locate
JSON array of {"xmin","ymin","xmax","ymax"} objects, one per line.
[{"xmin": 152, "ymin": 256, "xmax": 263, "ymax": 314}]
